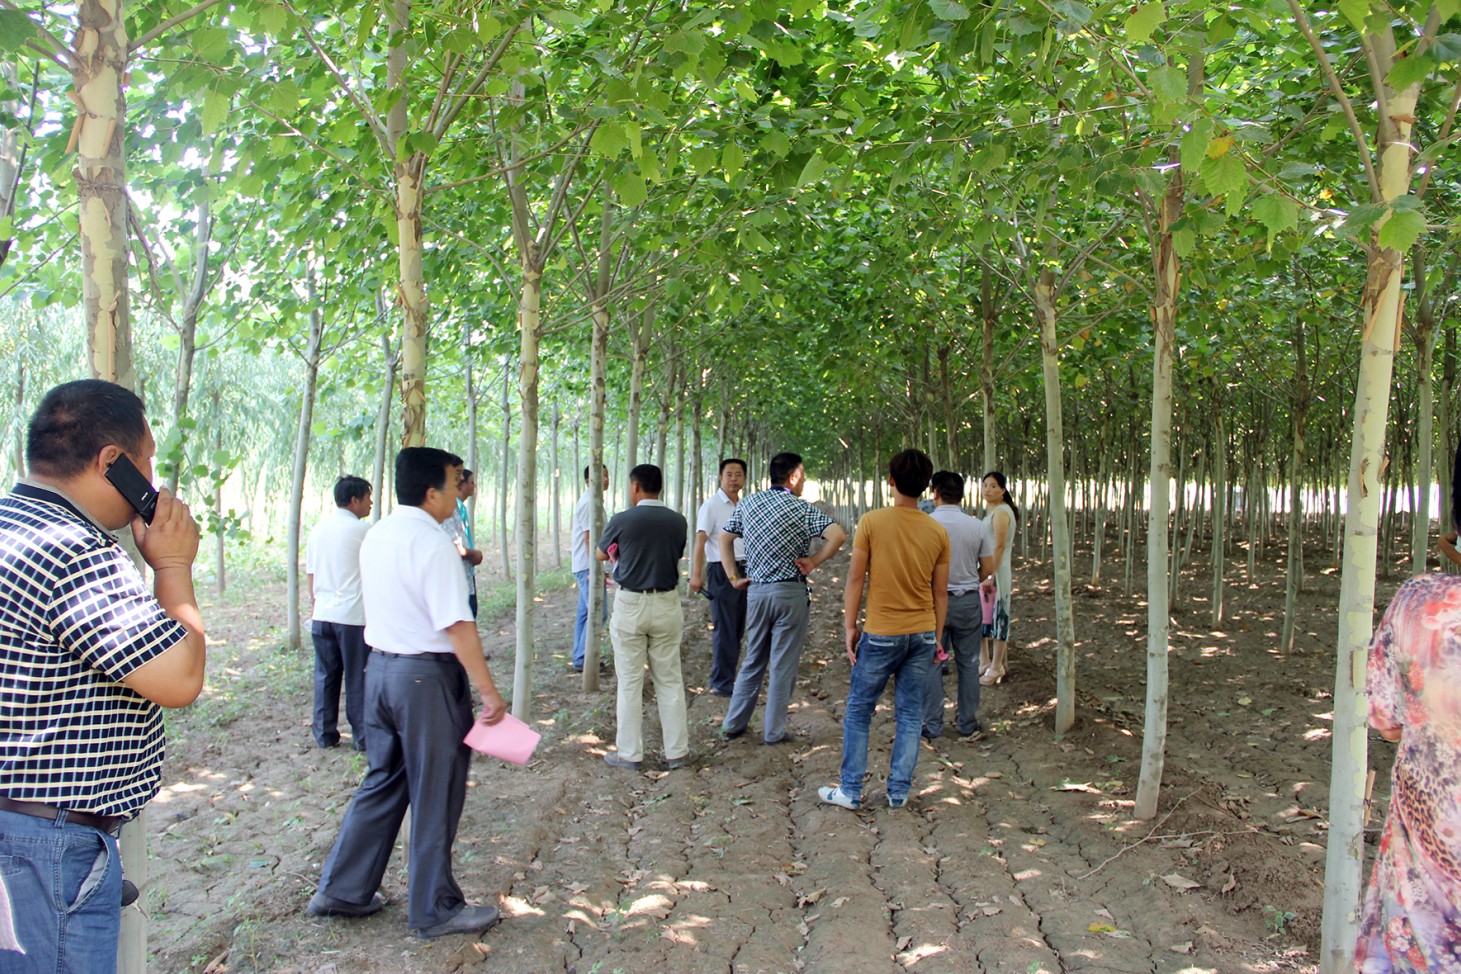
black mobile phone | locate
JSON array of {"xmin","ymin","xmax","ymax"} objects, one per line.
[{"xmin": 104, "ymin": 454, "xmax": 158, "ymax": 525}]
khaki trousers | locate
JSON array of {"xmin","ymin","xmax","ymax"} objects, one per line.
[{"xmin": 610, "ymin": 589, "xmax": 689, "ymax": 762}]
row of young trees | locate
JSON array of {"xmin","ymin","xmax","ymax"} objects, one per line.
[{"xmin": 3, "ymin": 0, "xmax": 1460, "ymax": 969}]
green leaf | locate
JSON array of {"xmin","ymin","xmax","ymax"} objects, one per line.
[
  {"xmin": 1251, "ymin": 193, "xmax": 1298, "ymax": 251},
  {"xmin": 797, "ymin": 151, "xmax": 831, "ymax": 187},
  {"xmin": 1378, "ymin": 207, "xmax": 1425, "ymax": 251},
  {"xmin": 722, "ymin": 141, "xmax": 746, "ymax": 182},
  {"xmin": 190, "ymin": 27, "xmax": 230, "ymax": 63},
  {"xmin": 590, "ymin": 122, "xmax": 629, "ymax": 158},
  {"xmin": 1199, "ymin": 149, "xmax": 1246, "ymax": 199},
  {"xmin": 1384, "ymin": 52, "xmax": 1434, "ymax": 92},
  {"xmin": 1180, "ymin": 117, "xmax": 1213, "ymax": 173},
  {"xmin": 0, "ymin": 10, "xmax": 40, "ymax": 53},
  {"xmin": 1172, "ymin": 226, "xmax": 1197, "ymax": 258},
  {"xmin": 929, "ymin": 0, "xmax": 971, "ymax": 20},
  {"xmin": 613, "ymin": 169, "xmax": 648, "ymax": 207},
  {"xmin": 259, "ymin": 3, "xmax": 289, "ymax": 36},
  {"xmin": 1125, "ymin": 1, "xmax": 1166, "ymax": 43},
  {"xmin": 664, "ymin": 29, "xmax": 705, "ymax": 54},
  {"xmin": 1338, "ymin": 0, "xmax": 1369, "ymax": 32},
  {"xmin": 201, "ymin": 89, "xmax": 230, "ymax": 135},
  {"xmin": 1149, "ymin": 65, "xmax": 1187, "ymax": 124}
]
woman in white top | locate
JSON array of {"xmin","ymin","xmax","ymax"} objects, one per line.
[{"xmin": 979, "ymin": 471, "xmax": 1018, "ymax": 685}]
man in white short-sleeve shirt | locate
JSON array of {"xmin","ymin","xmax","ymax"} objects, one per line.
[
  {"xmin": 570, "ymin": 464, "xmax": 609, "ymax": 671},
  {"xmin": 310, "ymin": 448, "xmax": 507, "ymax": 941},
  {"xmin": 306, "ymin": 475, "xmax": 372, "ymax": 750},
  {"xmin": 688, "ymin": 457, "xmax": 748, "ymax": 695}
]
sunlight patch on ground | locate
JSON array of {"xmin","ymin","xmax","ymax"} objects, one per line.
[
  {"xmin": 1303, "ymin": 727, "xmax": 1331, "ymax": 742},
  {"xmin": 499, "ymin": 894, "xmax": 544, "ymax": 918},
  {"xmin": 899, "ymin": 942, "xmax": 946, "ymax": 963},
  {"xmin": 152, "ymin": 776, "xmax": 219, "ymax": 804}
]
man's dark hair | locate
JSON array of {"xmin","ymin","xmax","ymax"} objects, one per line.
[
  {"xmin": 889, "ymin": 449, "xmax": 933, "ymax": 499},
  {"xmin": 768, "ymin": 452, "xmax": 802, "ymax": 486},
  {"xmin": 27, "ymin": 379, "xmax": 149, "ymax": 478},
  {"xmin": 629, "ymin": 463, "xmax": 663, "ymax": 495},
  {"xmin": 583, "ymin": 464, "xmax": 607, "ymax": 484},
  {"xmin": 396, "ymin": 447, "xmax": 463, "ymax": 506},
  {"xmin": 462, "ymin": 468, "xmax": 474, "ymax": 483},
  {"xmin": 719, "ymin": 457, "xmax": 747, "ymax": 476},
  {"xmin": 333, "ymin": 475, "xmax": 371, "ymax": 508},
  {"xmin": 930, "ymin": 470, "xmax": 963, "ymax": 504}
]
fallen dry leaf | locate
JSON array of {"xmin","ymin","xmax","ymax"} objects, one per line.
[
  {"xmin": 1162, "ymin": 873, "xmax": 1202, "ymax": 891},
  {"xmin": 797, "ymin": 887, "xmax": 827, "ymax": 908},
  {"xmin": 830, "ymin": 896, "xmax": 848, "ymax": 908},
  {"xmin": 1169, "ymin": 941, "xmax": 1194, "ymax": 954}
]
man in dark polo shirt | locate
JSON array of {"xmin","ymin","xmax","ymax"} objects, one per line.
[
  {"xmin": 0, "ymin": 379, "xmax": 207, "ymax": 972},
  {"xmin": 596, "ymin": 464, "xmax": 691, "ymax": 771}
]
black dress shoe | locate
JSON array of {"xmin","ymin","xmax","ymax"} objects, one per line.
[
  {"xmin": 417, "ymin": 903, "xmax": 501, "ymax": 940},
  {"xmin": 307, "ymin": 891, "xmax": 387, "ymax": 918}
]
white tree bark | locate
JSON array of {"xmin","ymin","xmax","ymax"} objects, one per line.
[{"xmin": 1036, "ymin": 266, "xmax": 1076, "ymax": 735}]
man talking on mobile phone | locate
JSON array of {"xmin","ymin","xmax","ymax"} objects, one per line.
[{"xmin": 0, "ymin": 379, "xmax": 207, "ymax": 973}]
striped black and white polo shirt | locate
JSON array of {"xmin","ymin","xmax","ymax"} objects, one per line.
[
  {"xmin": 0, "ymin": 482, "xmax": 188, "ymax": 818},
  {"xmin": 723, "ymin": 486, "xmax": 835, "ymax": 583}
]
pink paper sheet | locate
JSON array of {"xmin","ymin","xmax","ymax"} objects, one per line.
[{"xmin": 464, "ymin": 713, "xmax": 541, "ymax": 766}]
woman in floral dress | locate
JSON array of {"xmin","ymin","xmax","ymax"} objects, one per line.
[{"xmin": 1357, "ymin": 451, "xmax": 1461, "ymax": 972}]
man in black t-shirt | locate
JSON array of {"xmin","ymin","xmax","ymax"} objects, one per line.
[{"xmin": 596, "ymin": 464, "xmax": 691, "ymax": 771}]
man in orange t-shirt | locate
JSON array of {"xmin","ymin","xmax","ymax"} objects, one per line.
[{"xmin": 820, "ymin": 449, "xmax": 949, "ymax": 811}]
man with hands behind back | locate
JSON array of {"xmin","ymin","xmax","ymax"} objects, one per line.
[{"xmin": 0, "ymin": 379, "xmax": 207, "ymax": 973}]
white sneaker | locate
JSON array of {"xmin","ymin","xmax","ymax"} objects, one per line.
[{"xmin": 818, "ymin": 785, "xmax": 860, "ymax": 810}]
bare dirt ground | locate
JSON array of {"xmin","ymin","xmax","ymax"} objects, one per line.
[{"xmin": 140, "ymin": 534, "xmax": 1384, "ymax": 973}]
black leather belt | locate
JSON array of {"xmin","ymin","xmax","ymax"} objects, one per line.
[
  {"xmin": 624, "ymin": 587, "xmax": 676, "ymax": 594},
  {"xmin": 0, "ymin": 796, "xmax": 122, "ymax": 833},
  {"xmin": 373, "ymin": 650, "xmax": 455, "ymax": 662}
]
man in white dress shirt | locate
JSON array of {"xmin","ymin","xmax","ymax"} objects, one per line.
[
  {"xmin": 571, "ymin": 464, "xmax": 609, "ymax": 671},
  {"xmin": 689, "ymin": 458, "xmax": 747, "ymax": 696},
  {"xmin": 306, "ymin": 475, "xmax": 372, "ymax": 750},
  {"xmin": 309, "ymin": 448, "xmax": 507, "ymax": 940}
]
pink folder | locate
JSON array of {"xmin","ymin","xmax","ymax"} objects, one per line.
[
  {"xmin": 980, "ymin": 583, "xmax": 996, "ymax": 625},
  {"xmin": 464, "ymin": 714, "xmax": 541, "ymax": 766}
]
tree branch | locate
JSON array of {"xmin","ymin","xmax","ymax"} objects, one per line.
[{"xmin": 128, "ymin": 0, "xmax": 231, "ymax": 53}]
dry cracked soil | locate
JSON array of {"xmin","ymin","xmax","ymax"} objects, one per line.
[{"xmin": 140, "ymin": 535, "xmax": 1375, "ymax": 973}]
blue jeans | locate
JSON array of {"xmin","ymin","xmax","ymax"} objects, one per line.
[
  {"xmin": 838, "ymin": 631, "xmax": 936, "ymax": 804},
  {"xmin": 573, "ymin": 570, "xmax": 608, "ymax": 668},
  {"xmin": 0, "ymin": 809, "xmax": 122, "ymax": 973}
]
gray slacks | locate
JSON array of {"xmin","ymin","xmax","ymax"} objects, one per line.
[
  {"xmin": 923, "ymin": 591, "xmax": 984, "ymax": 736},
  {"xmin": 316, "ymin": 651, "xmax": 474, "ymax": 930},
  {"xmin": 722, "ymin": 580, "xmax": 808, "ymax": 743}
]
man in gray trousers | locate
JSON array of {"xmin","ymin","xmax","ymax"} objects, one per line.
[
  {"xmin": 719, "ymin": 451, "xmax": 846, "ymax": 744},
  {"xmin": 922, "ymin": 470, "xmax": 995, "ymax": 740},
  {"xmin": 308, "ymin": 447, "xmax": 507, "ymax": 940}
]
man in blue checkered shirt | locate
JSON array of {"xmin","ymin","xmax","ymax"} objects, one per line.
[
  {"xmin": 0, "ymin": 380, "xmax": 207, "ymax": 973},
  {"xmin": 717, "ymin": 451, "xmax": 846, "ymax": 744}
]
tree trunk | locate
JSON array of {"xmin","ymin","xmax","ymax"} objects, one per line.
[
  {"xmin": 372, "ymin": 329, "xmax": 397, "ymax": 522},
  {"xmin": 1036, "ymin": 266, "xmax": 1076, "ymax": 736},
  {"xmin": 551, "ymin": 403, "xmax": 562, "ymax": 569},
  {"xmin": 626, "ymin": 309, "xmax": 650, "ymax": 468},
  {"xmin": 980, "ymin": 254, "xmax": 997, "ymax": 476},
  {"xmin": 1282, "ymin": 315, "xmax": 1309, "ymax": 652},
  {"xmin": 286, "ymin": 295, "xmax": 325, "ymax": 654},
  {"xmin": 1134, "ymin": 161, "xmax": 1182, "ymax": 822},
  {"xmin": 498, "ymin": 359, "xmax": 512, "ymax": 581},
  {"xmin": 1316, "ymin": 29, "xmax": 1422, "ymax": 969},
  {"xmin": 165, "ymin": 195, "xmax": 213, "ymax": 494},
  {"xmin": 511, "ymin": 267, "xmax": 542, "ymax": 721},
  {"xmin": 1210, "ymin": 376, "xmax": 1228, "ymax": 626},
  {"xmin": 1411, "ymin": 248, "xmax": 1438, "ymax": 572},
  {"xmin": 385, "ymin": 0, "xmax": 427, "ymax": 446},
  {"xmin": 75, "ymin": 0, "xmax": 133, "ymax": 389}
]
